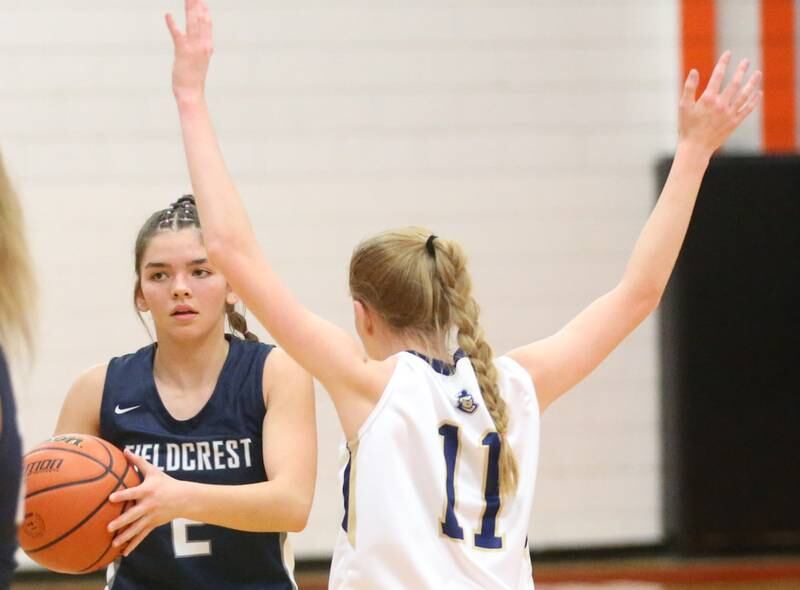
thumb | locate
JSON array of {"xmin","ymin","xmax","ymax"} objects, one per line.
[{"xmin": 165, "ymin": 13, "xmax": 184, "ymax": 47}]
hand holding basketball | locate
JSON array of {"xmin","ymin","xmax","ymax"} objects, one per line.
[
  {"xmin": 678, "ymin": 51, "xmax": 762, "ymax": 153},
  {"xmin": 19, "ymin": 434, "xmax": 142, "ymax": 574},
  {"xmin": 165, "ymin": 0, "xmax": 214, "ymax": 102},
  {"xmin": 108, "ymin": 449, "xmax": 187, "ymax": 556}
]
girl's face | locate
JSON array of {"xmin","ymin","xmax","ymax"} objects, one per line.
[{"xmin": 136, "ymin": 229, "xmax": 235, "ymax": 341}]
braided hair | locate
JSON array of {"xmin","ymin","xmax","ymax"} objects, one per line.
[
  {"xmin": 349, "ymin": 227, "xmax": 518, "ymax": 496},
  {"xmin": 133, "ymin": 195, "xmax": 258, "ymax": 342}
]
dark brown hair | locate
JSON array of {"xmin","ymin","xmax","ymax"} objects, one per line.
[{"xmin": 134, "ymin": 195, "xmax": 258, "ymax": 342}]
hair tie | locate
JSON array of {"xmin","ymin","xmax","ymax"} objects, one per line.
[
  {"xmin": 175, "ymin": 194, "xmax": 196, "ymax": 208},
  {"xmin": 425, "ymin": 234, "xmax": 438, "ymax": 258}
]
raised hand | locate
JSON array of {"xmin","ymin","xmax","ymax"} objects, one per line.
[
  {"xmin": 679, "ymin": 51, "xmax": 762, "ymax": 153},
  {"xmin": 165, "ymin": 0, "xmax": 214, "ymax": 102},
  {"xmin": 108, "ymin": 449, "xmax": 188, "ymax": 556}
]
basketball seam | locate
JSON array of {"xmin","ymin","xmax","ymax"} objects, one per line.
[
  {"xmin": 77, "ymin": 458, "xmax": 136, "ymax": 573},
  {"xmin": 26, "ymin": 442, "xmax": 133, "ymax": 556},
  {"xmin": 24, "ymin": 446, "xmax": 125, "ymax": 499},
  {"xmin": 79, "ymin": 440, "xmax": 140, "ymax": 574}
]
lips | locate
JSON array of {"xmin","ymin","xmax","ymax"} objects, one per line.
[{"xmin": 171, "ymin": 305, "xmax": 198, "ymax": 317}]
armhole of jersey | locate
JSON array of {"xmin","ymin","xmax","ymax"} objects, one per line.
[
  {"xmin": 256, "ymin": 344, "xmax": 273, "ymax": 413},
  {"xmin": 347, "ymin": 352, "xmax": 407, "ymax": 446},
  {"xmin": 98, "ymin": 359, "xmax": 115, "ymax": 440},
  {"xmin": 495, "ymin": 356, "xmax": 540, "ymax": 417}
]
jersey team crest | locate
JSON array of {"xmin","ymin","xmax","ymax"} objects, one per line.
[{"xmin": 456, "ymin": 390, "xmax": 478, "ymax": 414}]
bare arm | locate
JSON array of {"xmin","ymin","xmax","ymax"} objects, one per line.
[
  {"xmin": 509, "ymin": 53, "xmax": 762, "ymax": 412},
  {"xmin": 177, "ymin": 349, "xmax": 317, "ymax": 532},
  {"xmin": 108, "ymin": 350, "xmax": 318, "ymax": 553},
  {"xmin": 165, "ymin": 0, "xmax": 388, "ymax": 437},
  {"xmin": 53, "ymin": 364, "xmax": 107, "ymax": 436}
]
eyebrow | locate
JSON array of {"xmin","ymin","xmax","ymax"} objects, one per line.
[{"xmin": 144, "ymin": 258, "xmax": 208, "ymax": 269}]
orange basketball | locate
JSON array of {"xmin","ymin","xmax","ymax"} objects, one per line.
[{"xmin": 19, "ymin": 433, "xmax": 142, "ymax": 574}]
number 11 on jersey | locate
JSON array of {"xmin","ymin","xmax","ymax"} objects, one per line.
[{"xmin": 438, "ymin": 423, "xmax": 503, "ymax": 549}]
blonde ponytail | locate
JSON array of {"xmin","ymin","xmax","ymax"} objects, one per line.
[
  {"xmin": 433, "ymin": 239, "xmax": 519, "ymax": 497},
  {"xmin": 349, "ymin": 228, "xmax": 518, "ymax": 497}
]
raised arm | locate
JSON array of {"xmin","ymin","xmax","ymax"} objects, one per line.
[
  {"xmin": 165, "ymin": 0, "xmax": 388, "ymax": 436},
  {"xmin": 509, "ymin": 52, "xmax": 762, "ymax": 412}
]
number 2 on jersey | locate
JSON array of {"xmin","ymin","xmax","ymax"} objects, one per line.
[
  {"xmin": 172, "ymin": 518, "xmax": 212, "ymax": 558},
  {"xmin": 439, "ymin": 423, "xmax": 503, "ymax": 549}
]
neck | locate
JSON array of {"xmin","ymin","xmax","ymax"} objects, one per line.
[
  {"xmin": 377, "ymin": 329, "xmax": 450, "ymax": 362},
  {"xmin": 152, "ymin": 324, "xmax": 229, "ymax": 393}
]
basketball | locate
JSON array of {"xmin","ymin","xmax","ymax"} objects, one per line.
[{"xmin": 19, "ymin": 434, "xmax": 142, "ymax": 574}]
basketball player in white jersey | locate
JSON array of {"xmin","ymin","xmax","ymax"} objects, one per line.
[{"xmin": 163, "ymin": 1, "xmax": 761, "ymax": 587}]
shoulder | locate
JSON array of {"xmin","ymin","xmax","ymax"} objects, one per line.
[
  {"xmin": 55, "ymin": 363, "xmax": 109, "ymax": 436},
  {"xmin": 263, "ymin": 348, "xmax": 311, "ymax": 394},
  {"xmin": 70, "ymin": 363, "xmax": 109, "ymax": 396},
  {"xmin": 493, "ymin": 355, "xmax": 539, "ymax": 412},
  {"xmin": 64, "ymin": 362, "xmax": 109, "ymax": 410},
  {"xmin": 107, "ymin": 344, "xmax": 154, "ymax": 371}
]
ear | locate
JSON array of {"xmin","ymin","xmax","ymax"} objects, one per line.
[
  {"xmin": 135, "ymin": 287, "xmax": 149, "ymax": 313},
  {"xmin": 225, "ymin": 287, "xmax": 240, "ymax": 306},
  {"xmin": 353, "ymin": 299, "xmax": 374, "ymax": 336}
]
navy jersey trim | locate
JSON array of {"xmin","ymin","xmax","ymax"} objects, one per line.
[
  {"xmin": 406, "ymin": 349, "xmax": 466, "ymax": 376},
  {"xmin": 341, "ymin": 450, "xmax": 352, "ymax": 532}
]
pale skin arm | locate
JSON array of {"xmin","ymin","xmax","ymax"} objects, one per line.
[
  {"xmin": 166, "ymin": 1, "xmax": 390, "ymax": 441},
  {"xmin": 53, "ymin": 364, "xmax": 107, "ymax": 436},
  {"xmin": 108, "ymin": 348, "xmax": 317, "ymax": 555},
  {"xmin": 508, "ymin": 53, "xmax": 763, "ymax": 412}
]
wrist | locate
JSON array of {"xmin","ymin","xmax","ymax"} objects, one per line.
[
  {"xmin": 172, "ymin": 479, "xmax": 193, "ymax": 519},
  {"xmin": 173, "ymin": 90, "xmax": 206, "ymax": 109},
  {"xmin": 675, "ymin": 139, "xmax": 714, "ymax": 164}
]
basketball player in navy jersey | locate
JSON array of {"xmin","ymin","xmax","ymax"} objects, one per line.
[
  {"xmin": 165, "ymin": 1, "xmax": 761, "ymax": 588},
  {"xmin": 0, "ymin": 155, "xmax": 35, "ymax": 590},
  {"xmin": 55, "ymin": 196, "xmax": 316, "ymax": 589}
]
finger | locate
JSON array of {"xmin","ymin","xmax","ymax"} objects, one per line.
[
  {"xmin": 108, "ymin": 502, "xmax": 146, "ymax": 533},
  {"xmin": 164, "ymin": 13, "xmax": 183, "ymax": 46},
  {"xmin": 735, "ymin": 90, "xmax": 763, "ymax": 124},
  {"xmin": 680, "ymin": 69, "xmax": 699, "ymax": 107},
  {"xmin": 109, "ymin": 485, "xmax": 142, "ymax": 504},
  {"xmin": 734, "ymin": 70, "xmax": 762, "ymax": 111},
  {"xmin": 123, "ymin": 527, "xmax": 153, "ymax": 557},
  {"xmin": 113, "ymin": 516, "xmax": 151, "ymax": 548},
  {"xmin": 704, "ymin": 50, "xmax": 732, "ymax": 96},
  {"xmin": 720, "ymin": 58, "xmax": 750, "ymax": 104},
  {"xmin": 186, "ymin": 0, "xmax": 205, "ymax": 37},
  {"xmin": 124, "ymin": 448, "xmax": 154, "ymax": 474}
]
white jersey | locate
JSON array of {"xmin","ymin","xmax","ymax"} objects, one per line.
[{"xmin": 329, "ymin": 351, "xmax": 540, "ymax": 590}]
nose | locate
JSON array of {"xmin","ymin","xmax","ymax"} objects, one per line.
[{"xmin": 171, "ymin": 273, "xmax": 192, "ymax": 299}]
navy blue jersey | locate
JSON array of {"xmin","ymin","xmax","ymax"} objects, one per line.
[
  {"xmin": 0, "ymin": 349, "xmax": 22, "ymax": 590},
  {"xmin": 100, "ymin": 336, "xmax": 296, "ymax": 590}
]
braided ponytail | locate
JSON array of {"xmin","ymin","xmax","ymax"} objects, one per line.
[
  {"xmin": 433, "ymin": 239, "xmax": 519, "ymax": 498},
  {"xmin": 225, "ymin": 303, "xmax": 259, "ymax": 342},
  {"xmin": 349, "ymin": 227, "xmax": 518, "ymax": 498}
]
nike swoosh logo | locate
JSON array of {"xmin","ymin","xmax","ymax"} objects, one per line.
[{"xmin": 115, "ymin": 404, "xmax": 141, "ymax": 415}]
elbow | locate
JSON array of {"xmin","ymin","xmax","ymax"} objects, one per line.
[
  {"xmin": 620, "ymin": 281, "xmax": 662, "ymax": 319},
  {"xmin": 203, "ymin": 236, "xmax": 231, "ymax": 266},
  {"xmin": 284, "ymin": 498, "xmax": 312, "ymax": 532}
]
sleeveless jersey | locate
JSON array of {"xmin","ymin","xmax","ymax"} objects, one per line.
[
  {"xmin": 0, "ymin": 350, "xmax": 22, "ymax": 590},
  {"xmin": 99, "ymin": 336, "xmax": 297, "ymax": 590},
  {"xmin": 329, "ymin": 351, "xmax": 540, "ymax": 590}
]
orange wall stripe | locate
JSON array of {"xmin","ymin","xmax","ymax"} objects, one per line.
[
  {"xmin": 761, "ymin": 0, "xmax": 797, "ymax": 151},
  {"xmin": 681, "ymin": 0, "xmax": 717, "ymax": 89}
]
